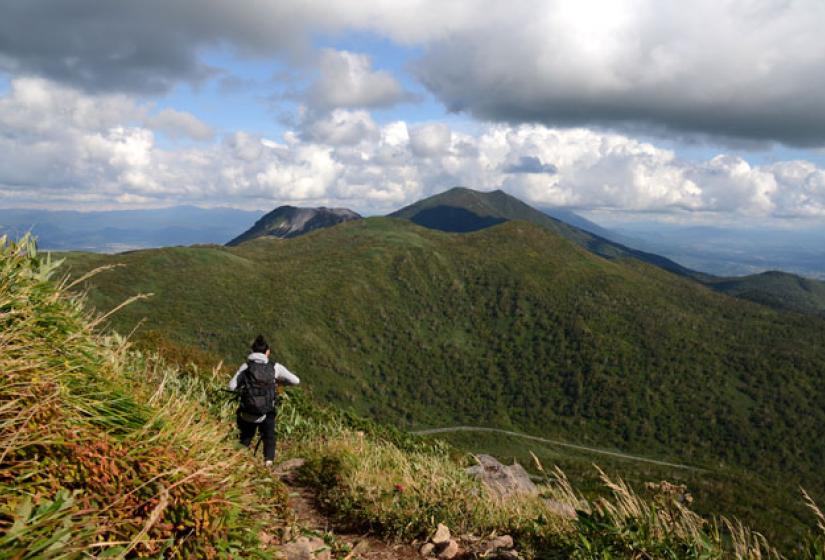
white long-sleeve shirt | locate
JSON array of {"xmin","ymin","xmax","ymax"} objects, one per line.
[
  {"xmin": 229, "ymin": 352, "xmax": 300, "ymax": 422},
  {"xmin": 228, "ymin": 352, "xmax": 300, "ymax": 391}
]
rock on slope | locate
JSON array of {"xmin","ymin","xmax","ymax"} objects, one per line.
[{"xmin": 227, "ymin": 205, "xmax": 361, "ymax": 245}]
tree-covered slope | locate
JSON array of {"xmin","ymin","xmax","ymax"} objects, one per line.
[
  {"xmin": 707, "ymin": 270, "xmax": 825, "ymax": 317},
  {"xmin": 389, "ymin": 187, "xmax": 707, "ymax": 279},
  {"xmin": 61, "ymin": 219, "xmax": 825, "ymax": 498},
  {"xmin": 390, "ymin": 186, "xmax": 825, "ymax": 317}
]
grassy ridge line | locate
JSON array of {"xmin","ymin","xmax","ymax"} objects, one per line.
[
  {"xmin": 414, "ymin": 426, "xmax": 706, "ymax": 471},
  {"xmin": 0, "ymin": 235, "xmax": 288, "ymax": 558}
]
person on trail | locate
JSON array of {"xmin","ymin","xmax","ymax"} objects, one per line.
[{"xmin": 229, "ymin": 335, "xmax": 299, "ymax": 466}]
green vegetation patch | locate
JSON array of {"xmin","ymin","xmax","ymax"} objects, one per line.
[
  {"xmin": 0, "ymin": 236, "xmax": 288, "ymax": 558},
  {"xmin": 274, "ymin": 393, "xmax": 825, "ymax": 559}
]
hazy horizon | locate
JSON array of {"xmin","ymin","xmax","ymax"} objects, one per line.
[{"xmin": 3, "ymin": 194, "xmax": 824, "ymax": 279}]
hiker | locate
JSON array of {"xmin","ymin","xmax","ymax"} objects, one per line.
[{"xmin": 229, "ymin": 334, "xmax": 299, "ymax": 466}]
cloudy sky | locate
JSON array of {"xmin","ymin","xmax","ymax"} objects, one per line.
[{"xmin": 1, "ymin": 0, "xmax": 825, "ymax": 226}]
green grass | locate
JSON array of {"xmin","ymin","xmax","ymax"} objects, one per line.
[
  {"xmin": 0, "ymin": 236, "xmax": 289, "ymax": 558},
  {"xmin": 56, "ymin": 217, "xmax": 825, "ymax": 550},
  {"xmin": 426, "ymin": 429, "xmax": 817, "ymax": 551}
]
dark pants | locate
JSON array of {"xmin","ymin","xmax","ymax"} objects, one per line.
[{"xmin": 237, "ymin": 411, "xmax": 277, "ymax": 461}]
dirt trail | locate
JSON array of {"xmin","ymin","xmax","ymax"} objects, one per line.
[
  {"xmin": 414, "ymin": 426, "xmax": 707, "ymax": 472},
  {"xmin": 277, "ymin": 467, "xmax": 421, "ymax": 560}
]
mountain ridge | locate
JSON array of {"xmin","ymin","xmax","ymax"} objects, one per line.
[
  {"xmin": 389, "ymin": 186, "xmax": 710, "ymax": 281},
  {"xmin": 227, "ymin": 205, "xmax": 361, "ymax": 245},
  {"xmin": 389, "ymin": 186, "xmax": 825, "ymax": 315},
  {"xmin": 707, "ymin": 269, "xmax": 825, "ymax": 316}
]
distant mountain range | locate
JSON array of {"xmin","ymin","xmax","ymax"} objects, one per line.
[
  {"xmin": 609, "ymin": 221, "xmax": 825, "ymax": 280},
  {"xmin": 539, "ymin": 206, "xmax": 617, "ymax": 240},
  {"xmin": 4, "ymin": 188, "xmax": 825, "ymax": 316},
  {"xmin": 227, "ymin": 206, "xmax": 361, "ymax": 246},
  {"xmin": 0, "ymin": 206, "xmax": 262, "ymax": 252}
]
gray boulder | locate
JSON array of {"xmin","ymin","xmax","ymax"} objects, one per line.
[
  {"xmin": 483, "ymin": 535, "xmax": 514, "ymax": 551},
  {"xmin": 465, "ymin": 455, "xmax": 538, "ymax": 499}
]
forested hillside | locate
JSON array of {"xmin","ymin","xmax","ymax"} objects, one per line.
[
  {"xmin": 8, "ymin": 233, "xmax": 825, "ymax": 558},
  {"xmin": 707, "ymin": 271, "xmax": 825, "ymax": 317},
  {"xmin": 391, "ymin": 187, "xmax": 825, "ymax": 316},
  {"xmin": 61, "ymin": 218, "xmax": 825, "ymax": 545},
  {"xmin": 390, "ymin": 187, "xmax": 706, "ymax": 279}
]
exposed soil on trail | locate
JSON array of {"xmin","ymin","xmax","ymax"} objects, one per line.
[{"xmin": 276, "ymin": 464, "xmax": 421, "ymax": 560}]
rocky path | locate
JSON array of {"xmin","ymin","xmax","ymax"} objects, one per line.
[
  {"xmin": 276, "ymin": 461, "xmax": 421, "ymax": 560},
  {"xmin": 271, "ymin": 456, "xmax": 530, "ymax": 560}
]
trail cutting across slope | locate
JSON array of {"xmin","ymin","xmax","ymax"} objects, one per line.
[{"xmin": 414, "ymin": 426, "xmax": 708, "ymax": 472}]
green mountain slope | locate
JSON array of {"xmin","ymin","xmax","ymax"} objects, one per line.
[
  {"xmin": 390, "ymin": 186, "xmax": 825, "ymax": 317},
  {"xmin": 61, "ymin": 218, "xmax": 825, "ymax": 503},
  {"xmin": 707, "ymin": 270, "xmax": 825, "ymax": 316},
  {"xmin": 389, "ymin": 187, "xmax": 709, "ymax": 280}
]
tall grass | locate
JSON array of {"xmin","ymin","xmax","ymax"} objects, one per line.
[
  {"xmin": 0, "ymin": 235, "xmax": 288, "ymax": 558},
  {"xmin": 274, "ymin": 388, "xmax": 825, "ymax": 560}
]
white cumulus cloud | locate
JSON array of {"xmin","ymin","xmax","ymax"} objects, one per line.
[
  {"xmin": 408, "ymin": 123, "xmax": 452, "ymax": 158},
  {"xmin": 300, "ymin": 108, "xmax": 380, "ymax": 146},
  {"xmin": 306, "ymin": 49, "xmax": 414, "ymax": 111},
  {"xmin": 1, "ymin": 77, "xmax": 825, "ymax": 221}
]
